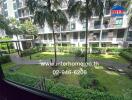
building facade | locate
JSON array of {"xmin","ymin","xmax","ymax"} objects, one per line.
[
  {"xmin": 1, "ymin": 0, "xmax": 132, "ymax": 48},
  {"xmin": 1, "ymin": 0, "xmax": 33, "ymax": 50}
]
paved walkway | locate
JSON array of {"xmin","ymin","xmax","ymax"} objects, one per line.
[{"xmin": 10, "ymin": 54, "xmax": 130, "ymax": 71}]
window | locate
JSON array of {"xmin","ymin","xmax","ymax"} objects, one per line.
[
  {"xmin": 13, "ymin": 3, "xmax": 17, "ymax": 10},
  {"xmin": 48, "ymin": 34, "xmax": 52, "ymax": 40},
  {"xmin": 62, "ymin": 34, "xmax": 67, "ymax": 41},
  {"xmin": 117, "ymin": 29, "xmax": 125, "ymax": 38},
  {"xmin": 71, "ymin": 23, "xmax": 76, "ymax": 30},
  {"xmin": 4, "ymin": 11, "xmax": 8, "ymax": 17},
  {"xmin": 44, "ymin": 34, "xmax": 47, "ymax": 40},
  {"xmin": 3, "ymin": 3, "xmax": 7, "ymax": 9},
  {"xmin": 82, "ymin": 20, "xmax": 86, "ymax": 29},
  {"xmin": 94, "ymin": 20, "xmax": 101, "ymax": 29},
  {"xmin": 80, "ymin": 32, "xmax": 85, "ymax": 39},
  {"xmin": 115, "ymin": 18, "xmax": 123, "ymax": 27},
  {"xmin": 15, "ymin": 12, "xmax": 18, "ymax": 18},
  {"xmin": 73, "ymin": 32, "xmax": 78, "ymax": 39}
]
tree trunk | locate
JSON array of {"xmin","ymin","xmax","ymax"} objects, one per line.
[
  {"xmin": 85, "ymin": 0, "xmax": 89, "ymax": 63},
  {"xmin": 52, "ymin": 25, "xmax": 57, "ymax": 66},
  {"xmin": 6, "ymin": 43, "xmax": 10, "ymax": 54},
  {"xmin": 16, "ymin": 34, "xmax": 21, "ymax": 56}
]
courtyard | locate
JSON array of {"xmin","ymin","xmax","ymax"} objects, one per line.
[{"xmin": 1, "ymin": 49, "xmax": 132, "ymax": 99}]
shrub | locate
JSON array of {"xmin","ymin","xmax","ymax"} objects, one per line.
[
  {"xmin": 91, "ymin": 48, "xmax": 101, "ymax": 54},
  {"xmin": 125, "ymin": 69, "xmax": 132, "ymax": 79},
  {"xmin": 120, "ymin": 51, "xmax": 132, "ymax": 61},
  {"xmin": 74, "ymin": 50, "xmax": 85, "ymax": 57},
  {"xmin": 21, "ymin": 47, "xmax": 40, "ymax": 57},
  {"xmin": 0, "ymin": 55, "xmax": 11, "ymax": 64},
  {"xmin": 106, "ymin": 48, "xmax": 122, "ymax": 54},
  {"xmin": 50, "ymin": 83, "xmax": 123, "ymax": 100},
  {"xmin": 5, "ymin": 73, "xmax": 38, "ymax": 87},
  {"xmin": 79, "ymin": 72, "xmax": 107, "ymax": 92}
]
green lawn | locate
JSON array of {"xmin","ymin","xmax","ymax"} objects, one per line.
[
  {"xmin": 2, "ymin": 62, "xmax": 132, "ymax": 97},
  {"xmin": 89, "ymin": 54, "xmax": 129, "ymax": 64},
  {"xmin": 1, "ymin": 52, "xmax": 132, "ymax": 98},
  {"xmin": 25, "ymin": 52, "xmax": 129, "ymax": 64}
]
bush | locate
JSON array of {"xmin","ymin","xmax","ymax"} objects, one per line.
[
  {"xmin": 5, "ymin": 73, "xmax": 38, "ymax": 87},
  {"xmin": 0, "ymin": 55, "xmax": 11, "ymax": 64},
  {"xmin": 91, "ymin": 48, "xmax": 101, "ymax": 54},
  {"xmin": 125, "ymin": 69, "xmax": 132, "ymax": 79},
  {"xmin": 74, "ymin": 50, "xmax": 85, "ymax": 57},
  {"xmin": 50, "ymin": 83, "xmax": 123, "ymax": 100},
  {"xmin": 106, "ymin": 48, "xmax": 122, "ymax": 54},
  {"xmin": 120, "ymin": 50, "xmax": 132, "ymax": 61},
  {"xmin": 21, "ymin": 47, "xmax": 40, "ymax": 57},
  {"xmin": 79, "ymin": 72, "xmax": 107, "ymax": 92}
]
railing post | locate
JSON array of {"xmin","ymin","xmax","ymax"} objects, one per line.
[{"xmin": 0, "ymin": 63, "xmax": 4, "ymax": 81}]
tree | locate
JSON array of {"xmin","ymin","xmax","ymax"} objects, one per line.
[
  {"xmin": 8, "ymin": 18, "xmax": 23, "ymax": 55},
  {"xmin": 20, "ymin": 20, "xmax": 38, "ymax": 35},
  {"xmin": 68, "ymin": 0, "xmax": 104, "ymax": 63},
  {"xmin": 27, "ymin": 0, "xmax": 68, "ymax": 66},
  {"xmin": 0, "ymin": 14, "xmax": 8, "ymax": 30}
]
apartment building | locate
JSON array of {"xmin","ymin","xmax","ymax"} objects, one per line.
[
  {"xmin": 1, "ymin": 0, "xmax": 33, "ymax": 50},
  {"xmin": 1, "ymin": 0, "xmax": 132, "ymax": 48},
  {"xmin": 0, "ymin": 1, "xmax": 6, "ymax": 38}
]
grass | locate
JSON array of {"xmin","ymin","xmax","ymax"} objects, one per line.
[
  {"xmin": 25, "ymin": 52, "xmax": 129, "ymax": 64},
  {"xmin": 2, "ymin": 62, "xmax": 132, "ymax": 96},
  {"xmin": 89, "ymin": 54, "xmax": 129, "ymax": 64},
  {"xmin": 91, "ymin": 68, "xmax": 132, "ymax": 96},
  {"xmin": 1, "ymin": 52, "xmax": 132, "ymax": 98}
]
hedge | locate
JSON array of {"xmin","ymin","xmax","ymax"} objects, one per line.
[
  {"xmin": 5, "ymin": 73, "xmax": 123, "ymax": 100},
  {"xmin": 5, "ymin": 73, "xmax": 38, "ymax": 87},
  {"xmin": 0, "ymin": 55, "xmax": 11, "ymax": 64},
  {"xmin": 50, "ymin": 83, "xmax": 123, "ymax": 100},
  {"xmin": 120, "ymin": 50, "xmax": 132, "ymax": 61},
  {"xmin": 21, "ymin": 47, "xmax": 41, "ymax": 57}
]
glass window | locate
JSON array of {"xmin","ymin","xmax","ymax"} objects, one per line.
[
  {"xmin": 13, "ymin": 3, "xmax": 17, "ymax": 10},
  {"xmin": 4, "ymin": 11, "xmax": 8, "ymax": 17},
  {"xmin": 15, "ymin": 12, "xmax": 18, "ymax": 18},
  {"xmin": 115, "ymin": 18, "xmax": 123, "ymax": 27},
  {"xmin": 44, "ymin": 34, "xmax": 47, "ymax": 40},
  {"xmin": 94, "ymin": 20, "xmax": 101, "ymax": 29},
  {"xmin": 73, "ymin": 32, "xmax": 78, "ymax": 39},
  {"xmin": 62, "ymin": 34, "xmax": 67, "ymax": 41},
  {"xmin": 71, "ymin": 23, "xmax": 76, "ymax": 30},
  {"xmin": 3, "ymin": 3, "xmax": 7, "ymax": 9},
  {"xmin": 48, "ymin": 34, "xmax": 52, "ymax": 40},
  {"xmin": 80, "ymin": 32, "xmax": 85, "ymax": 39}
]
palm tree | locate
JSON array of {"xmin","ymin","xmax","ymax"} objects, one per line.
[
  {"xmin": 27, "ymin": 0, "xmax": 68, "ymax": 66},
  {"xmin": 68, "ymin": 0, "xmax": 104, "ymax": 63}
]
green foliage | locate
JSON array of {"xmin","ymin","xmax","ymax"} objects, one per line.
[
  {"xmin": 0, "ymin": 37, "xmax": 13, "ymax": 50},
  {"xmin": 126, "ymin": 69, "xmax": 132, "ymax": 79},
  {"xmin": 79, "ymin": 72, "xmax": 107, "ymax": 92},
  {"xmin": 106, "ymin": 48, "xmax": 122, "ymax": 54},
  {"xmin": 120, "ymin": 48, "xmax": 132, "ymax": 61},
  {"xmin": 74, "ymin": 49, "xmax": 85, "ymax": 57},
  {"xmin": 0, "ymin": 55, "xmax": 11, "ymax": 64},
  {"xmin": 50, "ymin": 83, "xmax": 123, "ymax": 100},
  {"xmin": 20, "ymin": 20, "xmax": 38, "ymax": 35},
  {"xmin": 21, "ymin": 47, "xmax": 41, "ymax": 57},
  {"xmin": 0, "ymin": 14, "xmax": 8, "ymax": 29},
  {"xmin": 5, "ymin": 73, "xmax": 38, "ymax": 87}
]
